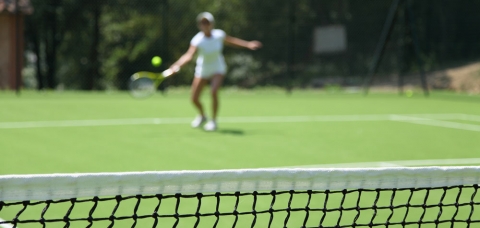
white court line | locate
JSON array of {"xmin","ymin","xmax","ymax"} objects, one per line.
[
  {"xmin": 279, "ymin": 158, "xmax": 480, "ymax": 168},
  {"xmin": 0, "ymin": 113, "xmax": 471, "ymax": 129},
  {"xmin": 391, "ymin": 115, "xmax": 480, "ymax": 132},
  {"xmin": 0, "ymin": 218, "xmax": 14, "ymax": 228},
  {"xmin": 401, "ymin": 113, "xmax": 464, "ymax": 120},
  {"xmin": 219, "ymin": 115, "xmax": 393, "ymax": 123},
  {"xmin": 0, "ymin": 117, "xmax": 192, "ymax": 129},
  {"xmin": 459, "ymin": 114, "xmax": 480, "ymax": 122}
]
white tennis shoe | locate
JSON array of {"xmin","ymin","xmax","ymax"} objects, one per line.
[
  {"xmin": 203, "ymin": 120, "xmax": 217, "ymax": 131},
  {"xmin": 191, "ymin": 115, "xmax": 207, "ymax": 128}
]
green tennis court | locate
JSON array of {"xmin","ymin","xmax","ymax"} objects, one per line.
[
  {"xmin": 1, "ymin": 89, "xmax": 479, "ymax": 174},
  {"xmin": 1, "ymin": 89, "xmax": 480, "ymax": 227}
]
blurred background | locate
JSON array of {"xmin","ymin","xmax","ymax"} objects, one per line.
[
  {"xmin": 1, "ymin": 0, "xmax": 480, "ymax": 93},
  {"xmin": 1, "ymin": 1, "xmax": 480, "ymax": 226}
]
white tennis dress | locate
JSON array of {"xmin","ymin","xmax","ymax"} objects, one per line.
[{"xmin": 190, "ymin": 29, "xmax": 227, "ymax": 78}]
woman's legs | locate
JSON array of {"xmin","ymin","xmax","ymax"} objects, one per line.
[
  {"xmin": 210, "ymin": 74, "xmax": 224, "ymax": 120},
  {"xmin": 190, "ymin": 77, "xmax": 208, "ymax": 127},
  {"xmin": 202, "ymin": 74, "xmax": 224, "ymax": 131},
  {"xmin": 190, "ymin": 73, "xmax": 224, "ymax": 131},
  {"xmin": 191, "ymin": 76, "xmax": 208, "ymax": 116}
]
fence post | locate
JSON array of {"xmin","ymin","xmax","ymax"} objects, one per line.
[
  {"xmin": 286, "ymin": 0, "xmax": 295, "ymax": 93},
  {"xmin": 15, "ymin": 0, "xmax": 21, "ymax": 95},
  {"xmin": 363, "ymin": 0, "xmax": 401, "ymax": 95}
]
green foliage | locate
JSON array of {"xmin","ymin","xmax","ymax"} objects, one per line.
[{"xmin": 24, "ymin": 0, "xmax": 480, "ymax": 90}]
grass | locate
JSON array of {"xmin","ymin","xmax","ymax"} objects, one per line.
[{"xmin": 0, "ymin": 88, "xmax": 479, "ymax": 227}]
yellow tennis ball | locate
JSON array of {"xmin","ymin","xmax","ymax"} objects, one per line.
[
  {"xmin": 406, "ymin": 90, "xmax": 414, "ymax": 97},
  {"xmin": 151, "ymin": 56, "xmax": 162, "ymax": 67}
]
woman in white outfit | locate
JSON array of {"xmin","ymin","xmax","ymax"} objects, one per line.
[{"xmin": 168, "ymin": 12, "xmax": 262, "ymax": 131}]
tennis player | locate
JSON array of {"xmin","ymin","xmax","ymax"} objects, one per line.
[{"xmin": 168, "ymin": 12, "xmax": 262, "ymax": 131}]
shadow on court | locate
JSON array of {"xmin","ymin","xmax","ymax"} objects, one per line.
[{"xmin": 217, "ymin": 129, "xmax": 245, "ymax": 135}]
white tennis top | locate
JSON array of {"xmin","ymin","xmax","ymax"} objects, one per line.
[{"xmin": 190, "ymin": 29, "xmax": 226, "ymax": 67}]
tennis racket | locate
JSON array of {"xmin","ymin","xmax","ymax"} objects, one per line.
[{"xmin": 129, "ymin": 67, "xmax": 179, "ymax": 98}]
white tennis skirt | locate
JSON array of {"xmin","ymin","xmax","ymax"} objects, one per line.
[{"xmin": 195, "ymin": 61, "xmax": 227, "ymax": 79}]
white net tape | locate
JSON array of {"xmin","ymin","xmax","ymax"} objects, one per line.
[{"xmin": 1, "ymin": 166, "xmax": 479, "ymax": 201}]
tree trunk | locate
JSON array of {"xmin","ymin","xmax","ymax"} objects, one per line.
[
  {"xmin": 25, "ymin": 15, "xmax": 44, "ymax": 90},
  {"xmin": 85, "ymin": 4, "xmax": 100, "ymax": 90},
  {"xmin": 45, "ymin": 0, "xmax": 58, "ymax": 89},
  {"xmin": 32, "ymin": 29, "xmax": 44, "ymax": 90}
]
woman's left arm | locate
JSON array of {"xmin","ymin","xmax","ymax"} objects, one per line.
[{"xmin": 224, "ymin": 35, "xmax": 262, "ymax": 50}]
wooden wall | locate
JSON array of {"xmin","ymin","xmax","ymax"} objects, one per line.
[{"xmin": 0, "ymin": 13, "xmax": 23, "ymax": 90}]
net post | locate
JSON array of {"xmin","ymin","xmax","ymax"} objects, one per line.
[
  {"xmin": 285, "ymin": 0, "xmax": 296, "ymax": 94},
  {"xmin": 363, "ymin": 0, "xmax": 402, "ymax": 95},
  {"xmin": 14, "ymin": 0, "xmax": 21, "ymax": 95},
  {"xmin": 405, "ymin": 0, "xmax": 429, "ymax": 97},
  {"xmin": 397, "ymin": 3, "xmax": 407, "ymax": 96}
]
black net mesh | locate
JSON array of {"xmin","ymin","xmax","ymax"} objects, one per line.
[{"xmin": 1, "ymin": 185, "xmax": 479, "ymax": 228}]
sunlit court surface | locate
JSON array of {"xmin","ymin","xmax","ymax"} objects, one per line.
[
  {"xmin": 1, "ymin": 90, "xmax": 480, "ymax": 173},
  {"xmin": 1, "ymin": 90, "xmax": 480, "ymax": 227}
]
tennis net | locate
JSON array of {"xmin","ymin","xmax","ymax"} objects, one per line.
[{"xmin": 1, "ymin": 167, "xmax": 479, "ymax": 228}]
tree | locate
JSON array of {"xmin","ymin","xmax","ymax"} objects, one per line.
[{"xmin": 25, "ymin": 0, "xmax": 60, "ymax": 90}]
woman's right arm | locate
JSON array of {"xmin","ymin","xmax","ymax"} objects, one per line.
[{"xmin": 170, "ymin": 45, "xmax": 197, "ymax": 71}]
